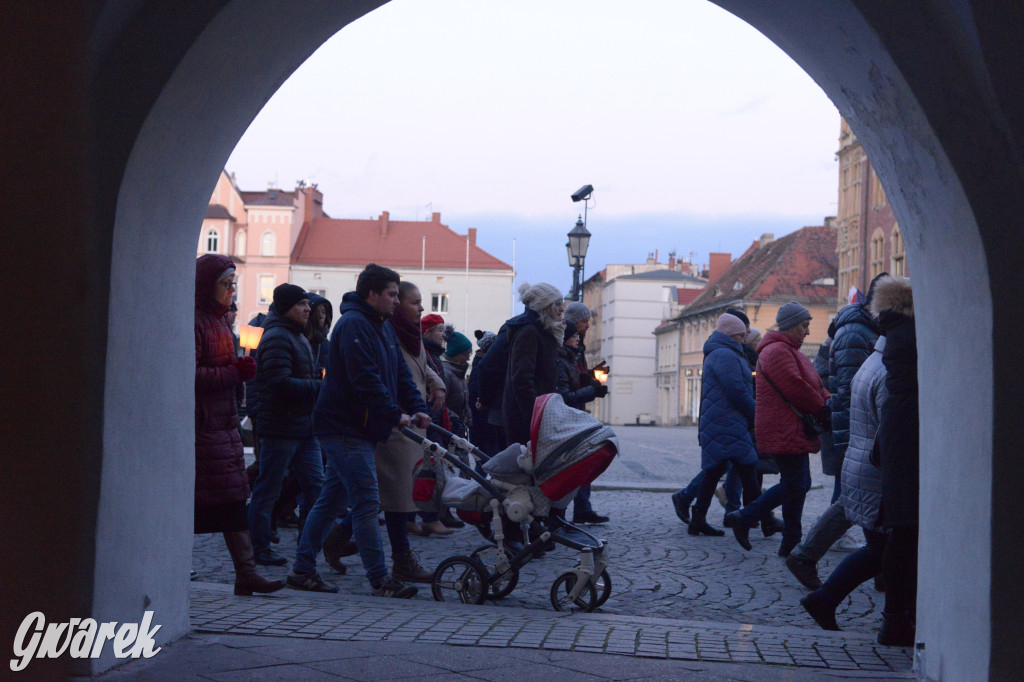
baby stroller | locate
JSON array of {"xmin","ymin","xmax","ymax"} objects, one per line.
[{"xmin": 402, "ymin": 392, "xmax": 618, "ymax": 612}]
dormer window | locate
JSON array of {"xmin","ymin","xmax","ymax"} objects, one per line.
[
  {"xmin": 811, "ymin": 276, "xmax": 837, "ymax": 286},
  {"xmin": 732, "ymin": 281, "xmax": 743, "ymax": 291}
]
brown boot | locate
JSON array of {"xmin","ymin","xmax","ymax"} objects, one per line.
[
  {"xmin": 391, "ymin": 549, "xmax": 434, "ymax": 583},
  {"xmin": 323, "ymin": 522, "xmax": 357, "ymax": 575},
  {"xmin": 223, "ymin": 530, "xmax": 285, "ymax": 596}
]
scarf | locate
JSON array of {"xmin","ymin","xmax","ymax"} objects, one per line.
[{"xmin": 391, "ymin": 305, "xmax": 421, "ymax": 357}]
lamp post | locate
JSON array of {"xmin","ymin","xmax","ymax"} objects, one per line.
[
  {"xmin": 568, "ymin": 184, "xmax": 594, "ymax": 302},
  {"xmin": 566, "ymin": 215, "xmax": 591, "ymax": 301}
]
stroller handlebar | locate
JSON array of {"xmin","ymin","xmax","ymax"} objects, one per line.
[
  {"xmin": 399, "ymin": 426, "xmax": 437, "ymax": 450},
  {"xmin": 426, "ymin": 423, "xmax": 492, "ymax": 462}
]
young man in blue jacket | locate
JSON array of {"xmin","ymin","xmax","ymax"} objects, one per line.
[{"xmin": 290, "ymin": 264, "xmax": 431, "ymax": 598}]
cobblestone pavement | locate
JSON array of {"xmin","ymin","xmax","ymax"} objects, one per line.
[{"xmin": 191, "ymin": 426, "xmax": 909, "ymax": 674}]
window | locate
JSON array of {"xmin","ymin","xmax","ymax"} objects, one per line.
[
  {"xmin": 260, "ymin": 231, "xmax": 276, "ymax": 256},
  {"xmin": 431, "ymin": 293, "xmax": 449, "ymax": 313},
  {"xmin": 235, "ymin": 231, "xmax": 246, "ymax": 257},
  {"xmin": 206, "ymin": 229, "xmax": 219, "ymax": 253},
  {"xmin": 872, "ymin": 172, "xmax": 888, "ymax": 209},
  {"xmin": 869, "ymin": 228, "xmax": 885, "ymax": 279},
  {"xmin": 891, "ymin": 224, "xmax": 906, "ymax": 276},
  {"xmin": 258, "ymin": 275, "xmax": 275, "ymax": 304}
]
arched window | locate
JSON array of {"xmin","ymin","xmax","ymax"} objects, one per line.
[
  {"xmin": 206, "ymin": 229, "xmax": 219, "ymax": 253},
  {"xmin": 235, "ymin": 230, "xmax": 246, "ymax": 257},
  {"xmin": 891, "ymin": 223, "xmax": 906, "ymax": 276},
  {"xmin": 260, "ymin": 231, "xmax": 276, "ymax": 256},
  {"xmin": 870, "ymin": 228, "xmax": 885, "ymax": 279}
]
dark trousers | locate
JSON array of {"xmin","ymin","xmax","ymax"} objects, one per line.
[
  {"xmin": 883, "ymin": 524, "xmax": 918, "ymax": 619},
  {"xmin": 813, "ymin": 527, "xmax": 887, "ymax": 607},
  {"xmin": 693, "ymin": 460, "xmax": 760, "ymax": 518},
  {"xmin": 738, "ymin": 453, "xmax": 811, "ymax": 544}
]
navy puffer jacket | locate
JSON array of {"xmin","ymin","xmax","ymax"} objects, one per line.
[
  {"xmin": 313, "ymin": 292, "xmax": 428, "ymax": 444},
  {"xmin": 699, "ymin": 331, "xmax": 758, "ymax": 470},
  {"xmin": 828, "ymin": 303, "xmax": 880, "ymax": 455},
  {"xmin": 255, "ymin": 305, "xmax": 320, "ymax": 439}
]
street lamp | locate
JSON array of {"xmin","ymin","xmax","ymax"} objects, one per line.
[{"xmin": 567, "ymin": 215, "xmax": 591, "ymax": 301}]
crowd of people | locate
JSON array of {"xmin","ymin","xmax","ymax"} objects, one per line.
[
  {"xmin": 670, "ymin": 274, "xmax": 919, "ymax": 647},
  {"xmin": 194, "ymin": 253, "xmax": 918, "ymax": 644},
  {"xmin": 193, "ymin": 257, "xmax": 611, "ymax": 600}
]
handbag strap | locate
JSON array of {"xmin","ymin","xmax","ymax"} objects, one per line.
[{"xmin": 756, "ymin": 360, "xmax": 810, "ymax": 420}]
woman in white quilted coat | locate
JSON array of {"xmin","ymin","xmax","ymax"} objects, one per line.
[{"xmin": 799, "ymin": 335, "xmax": 889, "ymax": 631}]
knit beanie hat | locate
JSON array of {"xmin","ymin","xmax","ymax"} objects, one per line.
[
  {"xmin": 563, "ymin": 320, "xmax": 579, "ymax": 342},
  {"xmin": 444, "ymin": 331, "xmax": 472, "ymax": 358},
  {"xmin": 474, "ymin": 329, "xmax": 497, "ymax": 352},
  {"xmin": 420, "ymin": 313, "xmax": 444, "ymax": 334},
  {"xmin": 716, "ymin": 313, "xmax": 747, "ymax": 337},
  {"xmin": 746, "ymin": 327, "xmax": 762, "ymax": 346},
  {"xmin": 725, "ymin": 307, "xmax": 750, "ymax": 327},
  {"xmin": 518, "ymin": 281, "xmax": 563, "ymax": 312},
  {"xmin": 776, "ymin": 301, "xmax": 812, "ymax": 330},
  {"xmin": 563, "ymin": 301, "xmax": 591, "ymax": 325},
  {"xmin": 273, "ymin": 283, "xmax": 309, "ymax": 315}
]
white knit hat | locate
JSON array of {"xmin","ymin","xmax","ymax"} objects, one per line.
[{"xmin": 518, "ymin": 281, "xmax": 563, "ymax": 311}]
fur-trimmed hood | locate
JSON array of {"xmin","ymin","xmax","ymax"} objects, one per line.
[{"xmin": 869, "ymin": 276, "xmax": 913, "ymax": 318}]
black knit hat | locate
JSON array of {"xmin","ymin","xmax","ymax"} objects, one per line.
[
  {"xmin": 563, "ymin": 320, "xmax": 579, "ymax": 342},
  {"xmin": 273, "ymin": 283, "xmax": 309, "ymax": 315}
]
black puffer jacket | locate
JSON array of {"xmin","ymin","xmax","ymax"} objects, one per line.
[
  {"xmin": 255, "ymin": 305, "xmax": 321, "ymax": 439},
  {"xmin": 829, "ymin": 303, "xmax": 881, "ymax": 455},
  {"xmin": 556, "ymin": 345, "xmax": 596, "ymax": 409},
  {"xmin": 502, "ymin": 310, "xmax": 560, "ymax": 446}
]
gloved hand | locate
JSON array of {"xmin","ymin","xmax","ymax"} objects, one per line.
[
  {"xmin": 594, "ymin": 384, "xmax": 609, "ymax": 398},
  {"xmin": 592, "ymin": 360, "xmax": 609, "ymax": 375},
  {"xmin": 235, "ymin": 356, "xmax": 257, "ymax": 382}
]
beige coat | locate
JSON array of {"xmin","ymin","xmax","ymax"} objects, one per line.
[{"xmin": 375, "ymin": 341, "xmax": 445, "ymax": 512}]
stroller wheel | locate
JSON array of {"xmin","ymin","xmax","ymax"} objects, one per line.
[
  {"xmin": 593, "ymin": 569, "xmax": 612, "ymax": 608},
  {"xmin": 550, "ymin": 571, "xmax": 598, "ymax": 612},
  {"xmin": 471, "ymin": 545, "xmax": 520, "ymax": 600},
  {"xmin": 431, "ymin": 556, "xmax": 489, "ymax": 605}
]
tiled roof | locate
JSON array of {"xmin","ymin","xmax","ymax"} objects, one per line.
[
  {"xmin": 292, "ymin": 214, "xmax": 512, "ymax": 270},
  {"xmin": 240, "ymin": 189, "xmax": 295, "ymax": 207},
  {"xmin": 677, "ymin": 288, "xmax": 703, "ymax": 306},
  {"xmin": 681, "ymin": 225, "xmax": 838, "ymax": 316},
  {"xmin": 205, "ymin": 204, "xmax": 235, "ymax": 220},
  {"xmin": 654, "ymin": 320, "xmax": 681, "ymax": 333}
]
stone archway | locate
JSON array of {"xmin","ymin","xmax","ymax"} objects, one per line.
[{"xmin": 3, "ymin": 1, "xmax": 1021, "ymax": 678}]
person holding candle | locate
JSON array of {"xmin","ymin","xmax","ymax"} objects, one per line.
[
  {"xmin": 193, "ymin": 254, "xmax": 283, "ymax": 596},
  {"xmin": 248, "ymin": 284, "xmax": 326, "ymax": 569}
]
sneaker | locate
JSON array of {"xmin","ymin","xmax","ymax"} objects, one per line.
[
  {"xmin": 572, "ymin": 511, "xmax": 610, "ymax": 524},
  {"xmin": 785, "ymin": 553, "xmax": 823, "ymax": 590},
  {"xmin": 671, "ymin": 491, "xmax": 692, "ymax": 524},
  {"xmin": 713, "ymin": 486, "xmax": 728, "ymax": 509},
  {"xmin": 372, "ymin": 576, "xmax": 418, "ymax": 599},
  {"xmin": 286, "ymin": 570, "xmax": 338, "ymax": 593},
  {"xmin": 254, "ymin": 548, "xmax": 288, "ymax": 566}
]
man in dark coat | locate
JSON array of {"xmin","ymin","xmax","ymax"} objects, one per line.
[
  {"xmin": 870, "ymin": 275, "xmax": 918, "ymax": 646},
  {"xmin": 502, "ymin": 282, "xmax": 564, "ymax": 447},
  {"xmin": 291, "ymin": 264, "xmax": 430, "ymax": 598},
  {"xmin": 247, "ymin": 284, "xmax": 325, "ymax": 566}
]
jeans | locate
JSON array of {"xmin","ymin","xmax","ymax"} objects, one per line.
[
  {"xmin": 248, "ymin": 437, "xmax": 324, "ymax": 553},
  {"xmin": 678, "ymin": 464, "xmax": 742, "ymax": 512},
  {"xmin": 572, "ymin": 483, "xmax": 593, "ymax": 515},
  {"xmin": 738, "ymin": 453, "xmax": 811, "ymax": 544},
  {"xmin": 692, "ymin": 460, "xmax": 760, "ymax": 519},
  {"xmin": 812, "ymin": 527, "xmax": 887, "ymax": 608},
  {"xmin": 791, "ymin": 501, "xmax": 854, "ymax": 562},
  {"xmin": 295, "ymin": 435, "xmax": 387, "ymax": 584}
]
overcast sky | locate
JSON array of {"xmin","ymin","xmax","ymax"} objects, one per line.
[{"xmin": 226, "ymin": 0, "xmax": 840, "ymax": 302}]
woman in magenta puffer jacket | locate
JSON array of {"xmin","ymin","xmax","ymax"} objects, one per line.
[
  {"xmin": 194, "ymin": 254, "xmax": 283, "ymax": 596},
  {"xmin": 724, "ymin": 302, "xmax": 830, "ymax": 556}
]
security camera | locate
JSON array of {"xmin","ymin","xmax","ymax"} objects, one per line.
[{"xmin": 571, "ymin": 184, "xmax": 594, "ymax": 202}]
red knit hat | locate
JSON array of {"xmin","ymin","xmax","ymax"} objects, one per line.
[{"xmin": 420, "ymin": 314, "xmax": 444, "ymax": 334}]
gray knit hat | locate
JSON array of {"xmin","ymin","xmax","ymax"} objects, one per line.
[
  {"xmin": 563, "ymin": 301, "xmax": 591, "ymax": 325},
  {"xmin": 518, "ymin": 281, "xmax": 563, "ymax": 311},
  {"xmin": 776, "ymin": 301, "xmax": 812, "ymax": 330},
  {"xmin": 716, "ymin": 313, "xmax": 747, "ymax": 337}
]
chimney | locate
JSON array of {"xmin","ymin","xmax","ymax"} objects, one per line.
[
  {"xmin": 668, "ymin": 254, "xmax": 676, "ymax": 270},
  {"xmin": 379, "ymin": 211, "xmax": 390, "ymax": 237},
  {"xmin": 432, "ymin": 212, "xmax": 441, "ymax": 223},
  {"xmin": 304, "ymin": 185, "xmax": 324, "ymax": 220},
  {"xmin": 708, "ymin": 252, "xmax": 731, "ymax": 285},
  {"xmin": 467, "ymin": 227, "xmax": 477, "ymax": 247},
  {"xmin": 759, "ymin": 233, "xmax": 775, "ymax": 247}
]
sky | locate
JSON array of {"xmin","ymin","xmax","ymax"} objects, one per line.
[{"xmin": 226, "ymin": 0, "xmax": 840, "ymax": 300}]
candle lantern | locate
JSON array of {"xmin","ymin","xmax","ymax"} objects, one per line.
[{"xmin": 239, "ymin": 324, "xmax": 264, "ymax": 353}]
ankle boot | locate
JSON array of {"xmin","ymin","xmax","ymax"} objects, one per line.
[
  {"xmin": 391, "ymin": 549, "xmax": 434, "ymax": 583},
  {"xmin": 223, "ymin": 530, "xmax": 285, "ymax": 596},
  {"xmin": 687, "ymin": 514, "xmax": 725, "ymax": 537},
  {"xmin": 877, "ymin": 612, "xmax": 915, "ymax": 647},
  {"xmin": 420, "ymin": 520, "xmax": 454, "ymax": 536},
  {"xmin": 323, "ymin": 522, "xmax": 357, "ymax": 575}
]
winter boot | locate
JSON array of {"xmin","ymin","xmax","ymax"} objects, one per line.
[
  {"xmin": 223, "ymin": 530, "xmax": 285, "ymax": 596},
  {"xmin": 785, "ymin": 553, "xmax": 823, "ymax": 590},
  {"xmin": 877, "ymin": 612, "xmax": 915, "ymax": 647},
  {"xmin": 800, "ymin": 592, "xmax": 840, "ymax": 631},
  {"xmin": 439, "ymin": 506, "xmax": 465, "ymax": 529},
  {"xmin": 760, "ymin": 514, "xmax": 785, "ymax": 538},
  {"xmin": 687, "ymin": 513, "xmax": 725, "ymax": 537},
  {"xmin": 391, "ymin": 549, "xmax": 434, "ymax": 583},
  {"xmin": 723, "ymin": 511, "xmax": 753, "ymax": 550},
  {"xmin": 671, "ymin": 491, "xmax": 693, "ymax": 524},
  {"xmin": 323, "ymin": 522, "xmax": 357, "ymax": 575}
]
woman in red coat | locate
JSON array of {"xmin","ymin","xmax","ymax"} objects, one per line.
[
  {"xmin": 724, "ymin": 302, "xmax": 830, "ymax": 556},
  {"xmin": 194, "ymin": 254, "xmax": 283, "ymax": 595}
]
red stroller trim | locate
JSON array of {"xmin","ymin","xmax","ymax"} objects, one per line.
[
  {"xmin": 529, "ymin": 393, "xmax": 556, "ymax": 460},
  {"xmin": 537, "ymin": 442, "xmax": 618, "ymax": 501}
]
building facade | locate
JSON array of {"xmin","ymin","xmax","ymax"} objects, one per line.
[{"xmin": 836, "ymin": 118, "xmax": 908, "ymax": 304}]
